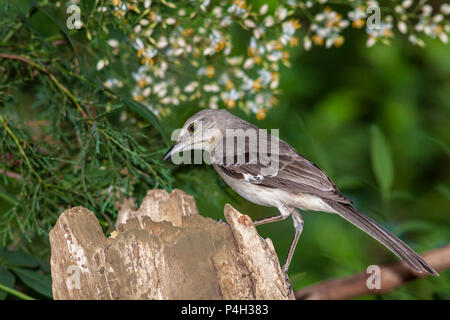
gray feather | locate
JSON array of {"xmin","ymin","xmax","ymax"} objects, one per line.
[
  {"xmin": 214, "ymin": 132, "xmax": 350, "ymax": 204},
  {"xmin": 324, "ymin": 200, "xmax": 439, "ymax": 276}
]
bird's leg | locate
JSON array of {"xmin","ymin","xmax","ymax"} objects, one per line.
[
  {"xmin": 253, "ymin": 214, "xmax": 289, "ymax": 226},
  {"xmin": 282, "ymin": 210, "xmax": 304, "ymax": 274},
  {"xmin": 253, "ymin": 211, "xmax": 290, "ymax": 251}
]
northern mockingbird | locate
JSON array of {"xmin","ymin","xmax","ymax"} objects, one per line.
[{"xmin": 163, "ymin": 109, "xmax": 438, "ymax": 276}]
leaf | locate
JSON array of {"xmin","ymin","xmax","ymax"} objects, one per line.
[
  {"xmin": 29, "ymin": 0, "xmax": 75, "ymax": 50},
  {"xmin": 0, "ymin": 266, "xmax": 15, "ymax": 300},
  {"xmin": 94, "ymin": 80, "xmax": 169, "ymax": 146},
  {"xmin": 1, "ymin": 250, "xmax": 39, "ymax": 268},
  {"xmin": 370, "ymin": 126, "xmax": 394, "ymax": 200},
  {"xmin": 120, "ymin": 96, "xmax": 169, "ymax": 146},
  {"xmin": 0, "ymin": 185, "xmax": 18, "ymax": 205},
  {"xmin": 11, "ymin": 267, "xmax": 52, "ymax": 298}
]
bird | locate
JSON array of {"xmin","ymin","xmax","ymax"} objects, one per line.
[{"xmin": 163, "ymin": 109, "xmax": 438, "ymax": 276}]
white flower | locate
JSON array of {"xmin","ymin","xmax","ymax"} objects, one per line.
[
  {"xmin": 439, "ymin": 32, "xmax": 448, "ymax": 44},
  {"xmin": 228, "ymin": 1, "xmax": 247, "ymax": 17},
  {"xmin": 258, "ymin": 69, "xmax": 272, "ymax": 85},
  {"xmin": 96, "ymin": 59, "xmax": 108, "ymax": 70},
  {"xmin": 253, "ymin": 26, "xmax": 265, "ymax": 39},
  {"xmin": 244, "ymin": 19, "xmax": 256, "ymax": 28},
  {"xmin": 202, "ymin": 0, "xmax": 211, "ymax": 8},
  {"xmin": 259, "ymin": 4, "xmax": 268, "ymax": 15},
  {"xmin": 221, "ymin": 89, "xmax": 241, "ymax": 108},
  {"xmin": 104, "ymin": 78, "xmax": 122, "ymax": 88},
  {"xmin": 143, "ymin": 87, "xmax": 151, "ymax": 97},
  {"xmin": 398, "ymin": 21, "xmax": 408, "ymax": 34},
  {"xmin": 402, "ymin": 0, "xmax": 413, "ymax": 9},
  {"xmin": 275, "ymin": 7, "xmax": 288, "ymax": 20},
  {"xmin": 204, "ymin": 84, "xmax": 220, "ymax": 92},
  {"xmin": 349, "ymin": 7, "xmax": 366, "ymax": 19},
  {"xmin": 282, "ymin": 20, "xmax": 297, "ymax": 36},
  {"xmin": 209, "ymin": 96, "xmax": 219, "ymax": 109},
  {"xmin": 184, "ymin": 81, "xmax": 199, "ymax": 93},
  {"xmin": 304, "ymin": 36, "xmax": 312, "ymax": 50},
  {"xmin": 153, "ymin": 82, "xmax": 168, "ymax": 99},
  {"xmin": 264, "ymin": 16, "xmax": 275, "ymax": 27},
  {"xmin": 243, "ymin": 58, "xmax": 254, "ymax": 70},
  {"xmin": 107, "ymin": 39, "xmax": 119, "ymax": 48},
  {"xmin": 166, "ymin": 17, "xmax": 176, "ymax": 25},
  {"xmin": 132, "ymin": 66, "xmax": 152, "ymax": 88},
  {"xmin": 441, "ymin": 3, "xmax": 450, "ymax": 15},
  {"xmin": 133, "ymin": 38, "xmax": 145, "ymax": 51},
  {"xmin": 422, "ymin": 4, "xmax": 433, "ymax": 17},
  {"xmin": 157, "ymin": 36, "xmax": 168, "ymax": 49}
]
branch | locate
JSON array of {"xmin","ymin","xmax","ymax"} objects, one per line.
[
  {"xmin": 295, "ymin": 245, "xmax": 450, "ymax": 300},
  {"xmin": 0, "ymin": 169, "xmax": 22, "ymax": 180},
  {"xmin": 0, "ymin": 114, "xmax": 43, "ymax": 184},
  {"xmin": 49, "ymin": 189, "xmax": 294, "ymax": 300},
  {"xmin": 0, "ymin": 53, "xmax": 89, "ymax": 121}
]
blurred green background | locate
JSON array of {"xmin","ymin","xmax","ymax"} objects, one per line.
[
  {"xmin": 0, "ymin": 0, "xmax": 449, "ymax": 299},
  {"xmin": 166, "ymin": 32, "xmax": 450, "ymax": 299}
]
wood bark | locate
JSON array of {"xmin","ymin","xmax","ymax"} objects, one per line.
[{"xmin": 49, "ymin": 189, "xmax": 294, "ymax": 300}]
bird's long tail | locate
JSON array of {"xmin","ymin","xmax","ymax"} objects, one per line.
[{"xmin": 324, "ymin": 200, "xmax": 439, "ymax": 276}]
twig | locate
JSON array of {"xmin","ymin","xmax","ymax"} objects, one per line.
[
  {"xmin": 0, "ymin": 114, "xmax": 43, "ymax": 184},
  {"xmin": 0, "ymin": 169, "xmax": 22, "ymax": 180},
  {"xmin": 0, "ymin": 53, "xmax": 90, "ymax": 122},
  {"xmin": 0, "ymin": 283, "xmax": 35, "ymax": 300},
  {"xmin": 295, "ymin": 245, "xmax": 450, "ymax": 300}
]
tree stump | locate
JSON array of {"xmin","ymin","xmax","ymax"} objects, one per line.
[{"xmin": 49, "ymin": 189, "xmax": 294, "ymax": 300}]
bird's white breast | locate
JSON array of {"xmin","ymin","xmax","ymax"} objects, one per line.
[{"xmin": 214, "ymin": 165, "xmax": 337, "ymax": 214}]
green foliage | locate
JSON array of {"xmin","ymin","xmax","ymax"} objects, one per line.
[
  {"xmin": 0, "ymin": 1, "xmax": 172, "ymax": 247},
  {"xmin": 10, "ymin": 267, "xmax": 52, "ymax": 298},
  {"xmin": 0, "ymin": 266, "xmax": 15, "ymax": 299},
  {"xmin": 0, "ymin": 0, "xmax": 448, "ymax": 300},
  {"xmin": 370, "ymin": 125, "xmax": 394, "ymax": 202},
  {"xmin": 0, "ymin": 246, "xmax": 50, "ymax": 299}
]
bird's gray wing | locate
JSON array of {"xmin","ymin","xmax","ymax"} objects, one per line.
[{"xmin": 215, "ymin": 139, "xmax": 351, "ymax": 204}]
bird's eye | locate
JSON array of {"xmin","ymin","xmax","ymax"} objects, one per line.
[{"xmin": 188, "ymin": 123, "xmax": 197, "ymax": 134}]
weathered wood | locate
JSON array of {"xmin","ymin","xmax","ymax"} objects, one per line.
[{"xmin": 50, "ymin": 189, "xmax": 294, "ymax": 300}]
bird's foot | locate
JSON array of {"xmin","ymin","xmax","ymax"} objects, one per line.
[
  {"xmin": 215, "ymin": 218, "xmax": 227, "ymax": 224},
  {"xmin": 259, "ymin": 235, "xmax": 267, "ymax": 248},
  {"xmin": 281, "ymin": 266, "xmax": 292, "ymax": 293}
]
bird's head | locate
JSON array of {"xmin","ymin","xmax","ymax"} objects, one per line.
[{"xmin": 163, "ymin": 109, "xmax": 229, "ymax": 161}]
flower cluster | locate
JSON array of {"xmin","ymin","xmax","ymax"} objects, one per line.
[{"xmin": 95, "ymin": 0, "xmax": 449, "ymax": 120}]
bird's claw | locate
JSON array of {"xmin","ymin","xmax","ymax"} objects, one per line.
[
  {"xmin": 259, "ymin": 235, "xmax": 267, "ymax": 248},
  {"xmin": 281, "ymin": 265, "xmax": 293, "ymax": 293}
]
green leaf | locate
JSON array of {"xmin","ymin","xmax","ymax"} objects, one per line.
[
  {"xmin": 370, "ymin": 126, "xmax": 394, "ymax": 200},
  {"xmin": 11, "ymin": 267, "xmax": 52, "ymax": 298},
  {"xmin": 120, "ymin": 96, "xmax": 169, "ymax": 146},
  {"xmin": 0, "ymin": 266, "xmax": 15, "ymax": 300},
  {"xmin": 1, "ymin": 250, "xmax": 39, "ymax": 268},
  {"xmin": 0, "ymin": 185, "xmax": 18, "ymax": 205},
  {"xmin": 30, "ymin": 0, "xmax": 75, "ymax": 50}
]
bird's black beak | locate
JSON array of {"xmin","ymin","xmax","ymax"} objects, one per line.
[{"xmin": 163, "ymin": 145, "xmax": 174, "ymax": 161}]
